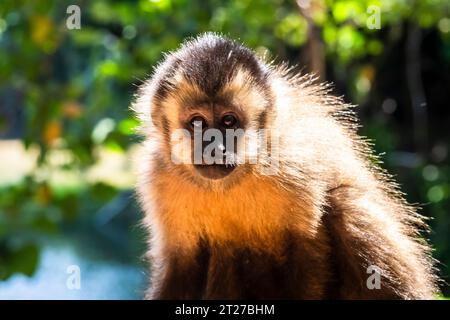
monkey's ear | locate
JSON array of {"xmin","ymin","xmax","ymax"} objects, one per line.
[
  {"xmin": 148, "ymin": 77, "xmax": 174, "ymax": 131},
  {"xmin": 132, "ymin": 81, "xmax": 164, "ymax": 134},
  {"xmin": 150, "ymin": 105, "xmax": 163, "ymax": 130},
  {"xmin": 149, "ymin": 99, "xmax": 172, "ymax": 134}
]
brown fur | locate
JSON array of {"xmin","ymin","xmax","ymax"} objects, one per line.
[{"xmin": 132, "ymin": 33, "xmax": 439, "ymax": 299}]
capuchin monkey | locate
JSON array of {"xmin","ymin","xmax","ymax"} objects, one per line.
[{"xmin": 133, "ymin": 33, "xmax": 439, "ymax": 299}]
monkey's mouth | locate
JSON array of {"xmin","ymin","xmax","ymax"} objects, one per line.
[{"xmin": 194, "ymin": 163, "xmax": 236, "ymax": 180}]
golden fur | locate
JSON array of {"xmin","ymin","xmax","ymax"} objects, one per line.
[{"xmin": 133, "ymin": 33, "xmax": 439, "ymax": 299}]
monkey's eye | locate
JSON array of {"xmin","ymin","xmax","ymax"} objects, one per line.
[
  {"xmin": 221, "ymin": 114, "xmax": 237, "ymax": 128},
  {"xmin": 189, "ymin": 116, "xmax": 207, "ymax": 130}
]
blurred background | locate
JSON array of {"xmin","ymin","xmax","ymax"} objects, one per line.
[{"xmin": 0, "ymin": 0, "xmax": 449, "ymax": 299}]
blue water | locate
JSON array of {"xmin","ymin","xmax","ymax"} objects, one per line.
[{"xmin": 0, "ymin": 244, "xmax": 146, "ymax": 299}]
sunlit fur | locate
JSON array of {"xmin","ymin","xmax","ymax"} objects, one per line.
[{"xmin": 133, "ymin": 33, "xmax": 439, "ymax": 299}]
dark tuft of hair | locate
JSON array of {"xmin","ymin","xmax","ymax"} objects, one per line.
[{"xmin": 157, "ymin": 33, "xmax": 268, "ymax": 99}]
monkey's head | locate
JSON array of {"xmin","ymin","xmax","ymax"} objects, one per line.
[{"xmin": 138, "ymin": 33, "xmax": 275, "ymax": 188}]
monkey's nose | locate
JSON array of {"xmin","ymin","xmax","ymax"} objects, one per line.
[{"xmin": 211, "ymin": 144, "xmax": 226, "ymax": 158}]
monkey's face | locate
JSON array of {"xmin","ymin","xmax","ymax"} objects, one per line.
[
  {"xmin": 160, "ymin": 71, "xmax": 271, "ymax": 186},
  {"xmin": 178, "ymin": 102, "xmax": 248, "ymax": 180},
  {"xmin": 147, "ymin": 35, "xmax": 274, "ymax": 187}
]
